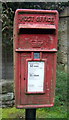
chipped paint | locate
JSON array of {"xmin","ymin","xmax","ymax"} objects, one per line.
[
  {"xmin": 14, "ymin": 9, "xmax": 58, "ymax": 108},
  {"xmin": 50, "ymin": 48, "xmax": 57, "ymax": 51}
]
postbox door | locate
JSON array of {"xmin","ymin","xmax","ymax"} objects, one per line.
[{"xmin": 19, "ymin": 52, "xmax": 56, "ymax": 106}]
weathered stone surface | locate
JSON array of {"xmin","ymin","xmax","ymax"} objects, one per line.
[
  {"xmin": 0, "ymin": 79, "xmax": 14, "ymax": 107},
  {"xmin": 0, "ymin": 101, "xmax": 2, "ymax": 108},
  {"xmin": 0, "ymin": 84, "xmax": 2, "ymax": 94},
  {"xmin": 0, "ymin": 80, "xmax": 14, "ymax": 96},
  {"xmin": 2, "ymin": 81, "xmax": 14, "ymax": 94},
  {"xmin": 1, "ymin": 92, "xmax": 14, "ymax": 107},
  {"xmin": 2, "ymin": 92, "xmax": 14, "ymax": 101},
  {"xmin": 2, "ymin": 100, "xmax": 14, "ymax": 107},
  {"xmin": 58, "ymin": 7, "xmax": 68, "ymax": 68},
  {"xmin": 59, "ymin": 7, "xmax": 69, "ymax": 17}
]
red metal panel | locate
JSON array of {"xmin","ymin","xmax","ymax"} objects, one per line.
[
  {"xmin": 13, "ymin": 9, "xmax": 59, "ymax": 108},
  {"xmin": 18, "ymin": 24, "xmax": 56, "ymax": 29}
]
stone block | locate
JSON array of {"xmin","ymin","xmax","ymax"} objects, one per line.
[
  {"xmin": 2, "ymin": 92, "xmax": 14, "ymax": 101},
  {"xmin": 2, "ymin": 81, "xmax": 14, "ymax": 94}
]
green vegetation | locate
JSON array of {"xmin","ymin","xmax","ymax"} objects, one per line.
[
  {"xmin": 0, "ymin": 108, "xmax": 2, "ymax": 120},
  {"xmin": 55, "ymin": 65, "xmax": 67, "ymax": 106},
  {"xmin": 1, "ymin": 65, "xmax": 67, "ymax": 119},
  {"xmin": 1, "ymin": 106, "xmax": 67, "ymax": 119}
]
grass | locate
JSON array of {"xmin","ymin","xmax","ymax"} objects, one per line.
[
  {"xmin": 1, "ymin": 65, "xmax": 68, "ymax": 119},
  {"xmin": 37, "ymin": 105, "xmax": 67, "ymax": 118},
  {"xmin": 0, "ymin": 108, "xmax": 2, "ymax": 120},
  {"xmin": 2, "ymin": 107, "xmax": 25, "ymax": 119},
  {"xmin": 1, "ymin": 105, "xmax": 67, "ymax": 119},
  {"xmin": 55, "ymin": 65, "xmax": 67, "ymax": 106}
]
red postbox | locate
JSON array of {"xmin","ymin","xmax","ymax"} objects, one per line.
[{"xmin": 13, "ymin": 9, "xmax": 59, "ymax": 108}]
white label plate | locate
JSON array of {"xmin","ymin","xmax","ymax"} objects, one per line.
[{"xmin": 28, "ymin": 61, "xmax": 44, "ymax": 92}]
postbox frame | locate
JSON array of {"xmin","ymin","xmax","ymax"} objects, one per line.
[
  {"xmin": 26, "ymin": 58, "xmax": 47, "ymax": 94},
  {"xmin": 14, "ymin": 9, "xmax": 59, "ymax": 108}
]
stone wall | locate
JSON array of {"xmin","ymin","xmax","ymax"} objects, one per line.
[
  {"xmin": 2, "ymin": 80, "xmax": 14, "ymax": 108},
  {"xmin": 2, "ymin": 7, "xmax": 69, "ymax": 80},
  {"xmin": 1, "ymin": 7, "xmax": 69, "ymax": 108},
  {"xmin": 58, "ymin": 7, "xmax": 69, "ymax": 72}
]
